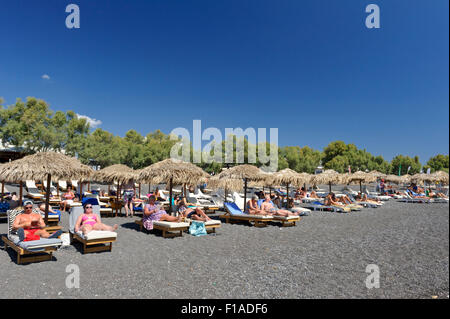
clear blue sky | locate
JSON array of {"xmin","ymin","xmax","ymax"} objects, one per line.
[{"xmin": 0, "ymin": 0, "xmax": 448, "ymax": 163}]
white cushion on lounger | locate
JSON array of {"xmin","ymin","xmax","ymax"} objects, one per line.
[
  {"xmin": 238, "ymin": 214, "xmax": 272, "ymax": 219},
  {"xmin": 152, "ymin": 221, "xmax": 190, "ymax": 229},
  {"xmin": 204, "ymin": 220, "xmax": 221, "ymax": 226},
  {"xmin": 75, "ymin": 230, "xmax": 117, "ymax": 240},
  {"xmin": 272, "ymin": 215, "xmax": 299, "ymax": 220}
]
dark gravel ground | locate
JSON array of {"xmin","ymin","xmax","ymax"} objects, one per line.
[{"xmin": 0, "ymin": 196, "xmax": 448, "ymax": 299}]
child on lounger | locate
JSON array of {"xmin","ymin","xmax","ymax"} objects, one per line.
[{"xmin": 74, "ymin": 203, "xmax": 118, "ymax": 235}]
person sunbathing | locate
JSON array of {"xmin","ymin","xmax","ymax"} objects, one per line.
[
  {"xmin": 355, "ymin": 193, "xmax": 380, "ymax": 204},
  {"xmin": 336, "ymin": 195, "xmax": 353, "ymax": 205},
  {"xmin": 324, "ymin": 193, "xmax": 345, "ymax": 207},
  {"xmin": 12, "ymin": 201, "xmax": 62, "ymax": 242},
  {"xmin": 260, "ymin": 195, "xmax": 299, "ymax": 217},
  {"xmin": 74, "ymin": 203, "xmax": 118, "ymax": 235},
  {"xmin": 428, "ymin": 190, "xmax": 448, "ymax": 199},
  {"xmin": 309, "ymin": 190, "xmax": 319, "ymax": 199},
  {"xmin": 60, "ymin": 186, "xmax": 76, "ymax": 212},
  {"xmin": 39, "ymin": 203, "xmax": 61, "ymax": 217},
  {"xmin": 246, "ymin": 195, "xmax": 267, "ymax": 215},
  {"xmin": 177, "ymin": 201, "xmax": 211, "ymax": 222},
  {"xmin": 142, "ymin": 195, "xmax": 182, "ymax": 231}
]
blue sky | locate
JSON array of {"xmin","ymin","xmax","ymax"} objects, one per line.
[{"xmin": 0, "ymin": 0, "xmax": 448, "ymax": 163}]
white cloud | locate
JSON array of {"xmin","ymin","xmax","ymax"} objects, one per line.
[
  {"xmin": 42, "ymin": 74, "xmax": 50, "ymax": 80},
  {"xmin": 76, "ymin": 113, "xmax": 102, "ymax": 128}
]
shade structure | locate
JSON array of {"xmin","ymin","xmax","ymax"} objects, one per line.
[
  {"xmin": 94, "ymin": 164, "xmax": 138, "ymax": 184},
  {"xmin": 410, "ymin": 173, "xmax": 434, "ymax": 185},
  {"xmin": 269, "ymin": 169, "xmax": 312, "ymax": 208},
  {"xmin": 0, "ymin": 152, "xmax": 94, "ymax": 223},
  {"xmin": 138, "ymin": 158, "xmax": 209, "ymax": 212},
  {"xmin": 369, "ymin": 170, "xmax": 387, "ymax": 180},
  {"xmin": 311, "ymin": 169, "xmax": 346, "ymax": 193},
  {"xmin": 347, "ymin": 171, "xmax": 378, "ymax": 193},
  {"xmin": 384, "ymin": 174, "xmax": 404, "ymax": 185},
  {"xmin": 430, "ymin": 171, "xmax": 449, "ymax": 185},
  {"xmin": 215, "ymin": 164, "xmax": 267, "ymax": 210}
]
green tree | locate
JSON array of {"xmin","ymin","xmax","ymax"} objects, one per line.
[
  {"xmin": 390, "ymin": 155, "xmax": 422, "ymax": 175},
  {"xmin": 424, "ymin": 154, "xmax": 449, "ymax": 173}
]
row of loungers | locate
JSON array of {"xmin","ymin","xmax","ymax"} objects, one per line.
[{"xmin": 220, "ymin": 202, "xmax": 301, "ymax": 227}]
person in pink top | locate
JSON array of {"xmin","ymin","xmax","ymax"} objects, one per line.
[{"xmin": 75, "ymin": 203, "xmax": 118, "ymax": 235}]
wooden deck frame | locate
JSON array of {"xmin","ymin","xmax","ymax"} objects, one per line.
[
  {"xmin": 70, "ymin": 233, "xmax": 116, "ymax": 254},
  {"xmin": 219, "ymin": 213, "xmax": 272, "ymax": 228},
  {"xmin": 272, "ymin": 216, "xmax": 301, "ymax": 227},
  {"xmin": 135, "ymin": 219, "xmax": 188, "ymax": 238},
  {"xmin": 2, "ymin": 235, "xmax": 57, "ymax": 265}
]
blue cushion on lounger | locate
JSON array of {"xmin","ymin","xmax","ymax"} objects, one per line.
[{"xmin": 224, "ymin": 202, "xmax": 246, "ymax": 215}]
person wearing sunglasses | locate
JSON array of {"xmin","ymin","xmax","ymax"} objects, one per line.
[
  {"xmin": 74, "ymin": 203, "xmax": 118, "ymax": 235},
  {"xmin": 12, "ymin": 201, "xmax": 62, "ymax": 242}
]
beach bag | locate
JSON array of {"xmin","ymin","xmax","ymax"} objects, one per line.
[{"xmin": 189, "ymin": 221, "xmax": 207, "ymax": 237}]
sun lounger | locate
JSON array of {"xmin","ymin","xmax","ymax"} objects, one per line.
[
  {"xmin": 134, "ymin": 218, "xmax": 190, "ymax": 238},
  {"xmin": 2, "ymin": 208, "xmax": 62, "ymax": 264},
  {"xmin": 83, "ymin": 194, "xmax": 113, "ymax": 217},
  {"xmin": 300, "ymin": 201, "xmax": 350, "ymax": 213},
  {"xmin": 25, "ymin": 180, "xmax": 45, "ymax": 200},
  {"xmin": 220, "ymin": 202, "xmax": 273, "ymax": 227},
  {"xmin": 397, "ymin": 191, "xmax": 433, "ymax": 203},
  {"xmin": 69, "ymin": 203, "xmax": 117, "ymax": 254},
  {"xmin": 58, "ymin": 180, "xmax": 68, "ymax": 191}
]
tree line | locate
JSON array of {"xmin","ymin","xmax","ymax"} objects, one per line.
[{"xmin": 1, "ymin": 97, "xmax": 448, "ymax": 175}]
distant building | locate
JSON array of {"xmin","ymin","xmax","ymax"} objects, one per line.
[
  {"xmin": 0, "ymin": 139, "xmax": 26, "ymax": 163},
  {"xmin": 314, "ymin": 163, "xmax": 323, "ymax": 175}
]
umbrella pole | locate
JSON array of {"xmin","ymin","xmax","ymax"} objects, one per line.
[
  {"xmin": 1, "ymin": 181, "xmax": 4, "ymax": 196},
  {"xmin": 19, "ymin": 181, "xmax": 23, "ymax": 205},
  {"xmin": 108, "ymin": 185, "xmax": 110, "ymax": 195},
  {"xmin": 139, "ymin": 184, "xmax": 141, "ymax": 199},
  {"xmin": 286, "ymin": 183, "xmax": 290, "ymax": 209},
  {"xmin": 169, "ymin": 178, "xmax": 173, "ymax": 214},
  {"xmin": 44, "ymin": 174, "xmax": 51, "ymax": 225},
  {"xmin": 244, "ymin": 179, "xmax": 248, "ymax": 211},
  {"xmin": 224, "ymin": 187, "xmax": 228, "ymax": 203},
  {"xmin": 360, "ymin": 181, "xmax": 362, "ymax": 193},
  {"xmin": 329, "ymin": 182, "xmax": 332, "ymax": 193},
  {"xmin": 88, "ymin": 181, "xmax": 91, "ymax": 192}
]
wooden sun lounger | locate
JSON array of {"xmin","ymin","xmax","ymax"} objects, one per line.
[
  {"xmin": 70, "ymin": 206, "xmax": 117, "ymax": 254},
  {"xmin": 2, "ymin": 235, "xmax": 58, "ymax": 264},
  {"xmin": 220, "ymin": 203, "xmax": 273, "ymax": 227},
  {"xmin": 135, "ymin": 219, "xmax": 190, "ymax": 238}
]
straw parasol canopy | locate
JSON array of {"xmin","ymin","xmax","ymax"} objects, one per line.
[
  {"xmin": 0, "ymin": 152, "xmax": 94, "ymax": 223},
  {"xmin": 384, "ymin": 174, "xmax": 404, "ymax": 184},
  {"xmin": 270, "ymin": 168, "xmax": 312, "ymax": 208},
  {"xmin": 430, "ymin": 171, "xmax": 449, "ymax": 185},
  {"xmin": 138, "ymin": 158, "xmax": 209, "ymax": 212},
  {"xmin": 410, "ymin": 173, "xmax": 434, "ymax": 185},
  {"xmin": 347, "ymin": 171, "xmax": 378, "ymax": 193},
  {"xmin": 311, "ymin": 169, "xmax": 346, "ymax": 192},
  {"xmin": 208, "ymin": 176, "xmax": 243, "ymax": 193},
  {"xmin": 215, "ymin": 164, "xmax": 268, "ymax": 208},
  {"xmin": 369, "ymin": 170, "xmax": 387, "ymax": 180},
  {"xmin": 95, "ymin": 164, "xmax": 138, "ymax": 184}
]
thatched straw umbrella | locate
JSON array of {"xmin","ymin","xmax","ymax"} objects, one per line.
[
  {"xmin": 347, "ymin": 171, "xmax": 378, "ymax": 193},
  {"xmin": 271, "ymin": 169, "xmax": 311, "ymax": 208},
  {"xmin": 208, "ymin": 176, "xmax": 243, "ymax": 201},
  {"xmin": 384, "ymin": 174, "xmax": 403, "ymax": 185},
  {"xmin": 138, "ymin": 158, "xmax": 209, "ymax": 213},
  {"xmin": 95, "ymin": 164, "xmax": 138, "ymax": 204},
  {"xmin": 430, "ymin": 171, "xmax": 449, "ymax": 185},
  {"xmin": 311, "ymin": 169, "xmax": 346, "ymax": 193},
  {"xmin": 215, "ymin": 164, "xmax": 268, "ymax": 209},
  {"xmin": 410, "ymin": 173, "xmax": 434, "ymax": 186},
  {"xmin": 0, "ymin": 152, "xmax": 93, "ymax": 223}
]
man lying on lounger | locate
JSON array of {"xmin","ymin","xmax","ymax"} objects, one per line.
[
  {"xmin": 260, "ymin": 195, "xmax": 300, "ymax": 217},
  {"xmin": 12, "ymin": 201, "xmax": 62, "ymax": 242}
]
